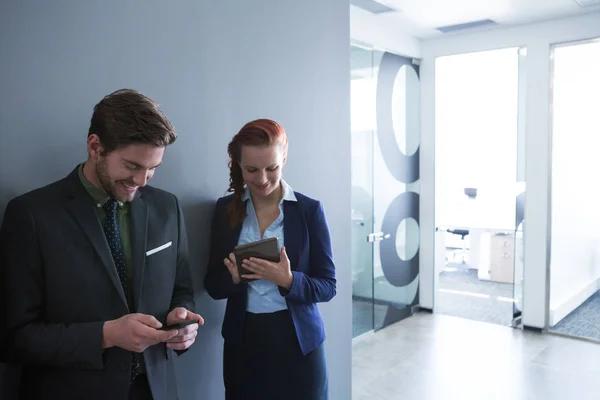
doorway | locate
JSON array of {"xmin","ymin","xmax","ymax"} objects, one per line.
[{"xmin": 434, "ymin": 47, "xmax": 525, "ymax": 327}]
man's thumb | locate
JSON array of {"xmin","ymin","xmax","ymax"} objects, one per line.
[
  {"xmin": 138, "ymin": 314, "xmax": 162, "ymax": 329},
  {"xmin": 178, "ymin": 308, "xmax": 187, "ymax": 319}
]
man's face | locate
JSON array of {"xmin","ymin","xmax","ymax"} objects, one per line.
[{"xmin": 93, "ymin": 142, "xmax": 164, "ymax": 203}]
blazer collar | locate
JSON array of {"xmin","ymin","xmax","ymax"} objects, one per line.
[
  {"xmin": 129, "ymin": 195, "xmax": 148, "ymax": 312},
  {"xmin": 282, "ymin": 201, "xmax": 302, "ymax": 271}
]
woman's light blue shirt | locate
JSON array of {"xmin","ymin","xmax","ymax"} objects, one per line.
[{"xmin": 237, "ymin": 180, "xmax": 297, "ymax": 314}]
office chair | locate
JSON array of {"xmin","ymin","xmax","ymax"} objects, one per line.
[
  {"xmin": 447, "ymin": 228, "xmax": 469, "ymax": 264},
  {"xmin": 448, "ymin": 187, "xmax": 476, "ymax": 263},
  {"xmin": 444, "ymin": 187, "xmax": 476, "ymax": 264}
]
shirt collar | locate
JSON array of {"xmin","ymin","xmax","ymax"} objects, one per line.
[
  {"xmin": 242, "ymin": 179, "xmax": 297, "ymax": 203},
  {"xmin": 78, "ymin": 163, "xmax": 126, "ymax": 209}
]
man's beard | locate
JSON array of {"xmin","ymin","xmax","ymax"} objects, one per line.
[{"xmin": 96, "ymin": 157, "xmax": 118, "ymax": 200}]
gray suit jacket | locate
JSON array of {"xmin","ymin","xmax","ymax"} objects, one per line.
[{"xmin": 0, "ymin": 167, "xmax": 195, "ymax": 400}]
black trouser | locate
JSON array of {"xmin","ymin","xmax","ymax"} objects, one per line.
[
  {"xmin": 129, "ymin": 374, "xmax": 152, "ymax": 400},
  {"xmin": 224, "ymin": 310, "xmax": 328, "ymax": 400}
]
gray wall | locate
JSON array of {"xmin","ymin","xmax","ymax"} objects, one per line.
[{"xmin": 0, "ymin": 1, "xmax": 352, "ymax": 399}]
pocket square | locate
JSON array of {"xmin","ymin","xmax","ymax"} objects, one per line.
[{"xmin": 146, "ymin": 241, "xmax": 172, "ymax": 256}]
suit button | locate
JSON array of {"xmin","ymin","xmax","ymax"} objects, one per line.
[{"xmin": 120, "ymin": 363, "xmax": 129, "ymax": 370}]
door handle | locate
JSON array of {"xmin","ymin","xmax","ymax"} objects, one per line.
[{"xmin": 367, "ymin": 232, "xmax": 391, "ymax": 242}]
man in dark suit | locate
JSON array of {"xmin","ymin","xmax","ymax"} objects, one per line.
[{"xmin": 0, "ymin": 89, "xmax": 202, "ymax": 400}]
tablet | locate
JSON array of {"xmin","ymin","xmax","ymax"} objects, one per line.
[{"xmin": 233, "ymin": 237, "xmax": 280, "ymax": 282}]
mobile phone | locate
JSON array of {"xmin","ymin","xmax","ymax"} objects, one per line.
[{"xmin": 158, "ymin": 318, "xmax": 199, "ymax": 331}]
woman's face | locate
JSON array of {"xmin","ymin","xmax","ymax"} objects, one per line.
[{"xmin": 239, "ymin": 144, "xmax": 286, "ymax": 200}]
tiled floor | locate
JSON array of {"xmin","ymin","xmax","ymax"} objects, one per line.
[{"xmin": 352, "ymin": 312, "xmax": 600, "ymax": 400}]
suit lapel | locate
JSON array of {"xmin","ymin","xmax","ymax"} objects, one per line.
[
  {"xmin": 130, "ymin": 194, "xmax": 148, "ymax": 312},
  {"xmin": 283, "ymin": 201, "xmax": 301, "ymax": 271},
  {"xmin": 66, "ymin": 177, "xmax": 128, "ymax": 306}
]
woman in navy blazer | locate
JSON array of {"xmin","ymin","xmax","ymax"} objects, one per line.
[{"xmin": 204, "ymin": 119, "xmax": 336, "ymax": 400}]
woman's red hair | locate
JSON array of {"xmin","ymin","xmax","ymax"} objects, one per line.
[{"xmin": 225, "ymin": 119, "xmax": 288, "ymax": 228}]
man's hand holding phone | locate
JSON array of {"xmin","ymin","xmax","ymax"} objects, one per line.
[
  {"xmin": 163, "ymin": 307, "xmax": 204, "ymax": 351},
  {"xmin": 102, "ymin": 313, "xmax": 180, "ymax": 353}
]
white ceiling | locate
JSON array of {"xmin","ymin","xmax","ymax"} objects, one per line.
[{"xmin": 371, "ymin": 0, "xmax": 600, "ymax": 38}]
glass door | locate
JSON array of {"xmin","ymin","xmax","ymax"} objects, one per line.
[
  {"xmin": 351, "ymin": 44, "xmax": 375, "ymax": 338},
  {"xmin": 512, "ymin": 47, "xmax": 528, "ymax": 327},
  {"xmin": 351, "ymin": 45, "xmax": 422, "ymax": 336},
  {"xmin": 512, "ymin": 196, "xmax": 525, "ymax": 326},
  {"xmin": 372, "ymin": 51, "xmax": 421, "ymax": 330}
]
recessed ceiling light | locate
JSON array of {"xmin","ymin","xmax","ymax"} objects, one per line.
[
  {"xmin": 436, "ymin": 19, "xmax": 498, "ymax": 34},
  {"xmin": 350, "ymin": 0, "xmax": 398, "ymax": 15},
  {"xmin": 574, "ymin": 0, "xmax": 600, "ymax": 7}
]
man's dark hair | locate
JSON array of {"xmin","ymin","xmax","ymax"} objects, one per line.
[{"xmin": 88, "ymin": 89, "xmax": 177, "ymax": 154}]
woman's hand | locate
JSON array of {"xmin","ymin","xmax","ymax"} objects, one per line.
[
  {"xmin": 241, "ymin": 246, "xmax": 294, "ymax": 290},
  {"xmin": 223, "ymin": 253, "xmax": 241, "ymax": 285}
]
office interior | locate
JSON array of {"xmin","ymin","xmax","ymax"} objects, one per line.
[
  {"xmin": 350, "ymin": 1, "xmax": 600, "ymax": 398},
  {"xmin": 351, "ymin": 1, "xmax": 600, "ymax": 334},
  {"xmin": 1, "ymin": 1, "xmax": 600, "ymax": 400}
]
